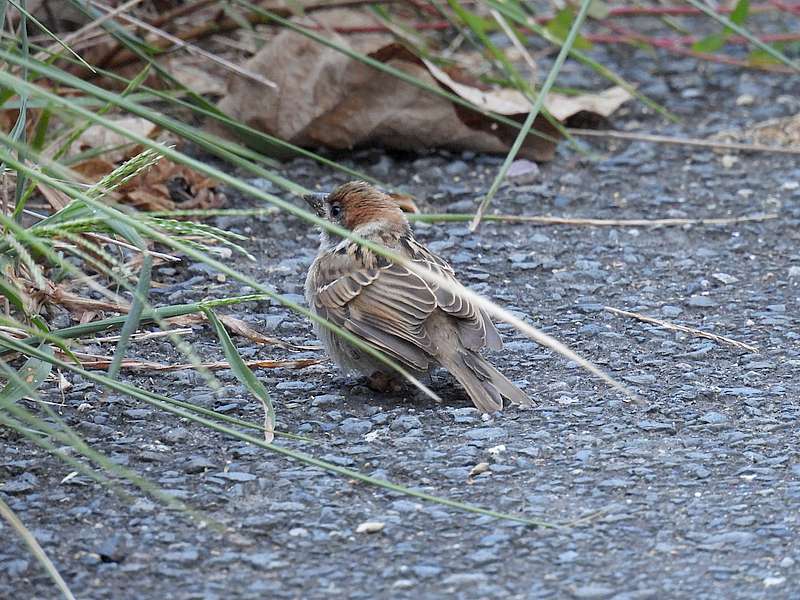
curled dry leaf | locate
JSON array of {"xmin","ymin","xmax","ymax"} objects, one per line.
[
  {"xmin": 422, "ymin": 60, "xmax": 631, "ymax": 122},
  {"xmin": 122, "ymin": 159, "xmax": 226, "ymax": 212},
  {"xmin": 215, "ymin": 8, "xmax": 631, "ymax": 161}
]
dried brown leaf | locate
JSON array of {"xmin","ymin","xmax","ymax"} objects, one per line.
[
  {"xmin": 71, "ymin": 151, "xmax": 226, "ymax": 212},
  {"xmin": 215, "ymin": 8, "xmax": 630, "ymax": 161}
]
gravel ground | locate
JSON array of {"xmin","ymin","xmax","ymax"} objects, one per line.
[{"xmin": 2, "ymin": 43, "xmax": 800, "ymax": 600}]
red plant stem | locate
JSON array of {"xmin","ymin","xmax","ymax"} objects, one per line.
[
  {"xmin": 662, "ymin": 45, "xmax": 795, "ymax": 72},
  {"xmin": 595, "ymin": 21, "xmax": 795, "ymax": 73},
  {"xmin": 603, "ymin": 2, "xmax": 796, "ymax": 17},
  {"xmin": 586, "ymin": 31, "xmax": 800, "ymax": 47},
  {"xmin": 316, "ymin": 11, "xmax": 800, "ymax": 48},
  {"xmin": 528, "ymin": 3, "xmax": 798, "ymax": 23},
  {"xmin": 405, "ymin": 0, "xmax": 441, "ymax": 16},
  {"xmin": 769, "ymin": 0, "xmax": 800, "ymax": 14},
  {"xmin": 433, "ymin": 0, "xmax": 800, "ymax": 26}
]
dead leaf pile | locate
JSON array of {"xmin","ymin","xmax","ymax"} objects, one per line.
[
  {"xmin": 66, "ymin": 117, "xmax": 225, "ymax": 212},
  {"xmin": 216, "ymin": 8, "xmax": 632, "ymax": 161},
  {"xmin": 710, "ymin": 113, "xmax": 800, "ymax": 148}
]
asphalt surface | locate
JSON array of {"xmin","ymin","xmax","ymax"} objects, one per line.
[{"xmin": 2, "ymin": 43, "xmax": 799, "ymax": 599}]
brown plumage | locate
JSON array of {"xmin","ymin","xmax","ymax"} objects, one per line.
[{"xmin": 304, "ymin": 181, "xmax": 532, "ymax": 413}]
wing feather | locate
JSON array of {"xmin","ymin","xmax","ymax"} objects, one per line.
[
  {"xmin": 311, "ymin": 236, "xmax": 503, "ymax": 370},
  {"xmin": 401, "ymin": 236, "xmax": 503, "ymax": 351}
]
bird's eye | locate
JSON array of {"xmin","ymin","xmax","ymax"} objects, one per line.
[{"xmin": 330, "ymin": 204, "xmax": 342, "ymax": 218}]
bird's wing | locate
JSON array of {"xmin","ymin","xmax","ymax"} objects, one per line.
[
  {"xmin": 312, "ymin": 235, "xmax": 503, "ymax": 371},
  {"xmin": 400, "ymin": 236, "xmax": 503, "ymax": 351},
  {"xmin": 313, "ymin": 257, "xmax": 437, "ymax": 371}
]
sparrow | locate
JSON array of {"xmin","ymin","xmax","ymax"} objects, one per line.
[{"xmin": 303, "ymin": 181, "xmax": 532, "ymax": 413}]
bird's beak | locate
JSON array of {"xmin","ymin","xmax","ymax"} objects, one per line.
[{"xmin": 303, "ymin": 193, "xmax": 327, "ymax": 217}]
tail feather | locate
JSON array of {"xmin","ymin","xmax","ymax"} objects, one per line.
[{"xmin": 441, "ymin": 350, "xmax": 532, "ymax": 413}]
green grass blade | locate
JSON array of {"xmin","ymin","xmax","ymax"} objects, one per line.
[
  {"xmin": 6, "ymin": 0, "xmax": 94, "ymax": 71},
  {"xmin": 0, "ymin": 63, "xmax": 636, "ymax": 400},
  {"xmin": 107, "ymin": 250, "xmax": 151, "ymax": 378},
  {"xmin": 10, "ymin": 295, "xmax": 272, "ymax": 349},
  {"xmin": 0, "ymin": 497, "xmax": 76, "ymax": 600},
  {"xmin": 471, "ymin": 0, "xmax": 594, "ymax": 230},
  {"xmin": 0, "ymin": 275, "xmax": 27, "ymax": 314},
  {"xmin": 202, "ymin": 307, "xmax": 276, "ymax": 443},
  {"xmin": 1, "ymin": 334, "xmax": 559, "ymax": 528},
  {"xmin": 0, "ymin": 345, "xmax": 53, "ymax": 405},
  {"xmin": 8, "ymin": 0, "xmax": 29, "ymax": 223}
]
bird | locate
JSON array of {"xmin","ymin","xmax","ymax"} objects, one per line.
[{"xmin": 303, "ymin": 181, "xmax": 532, "ymax": 413}]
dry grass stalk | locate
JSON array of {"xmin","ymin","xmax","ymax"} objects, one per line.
[{"xmin": 604, "ymin": 306, "xmax": 757, "ymax": 352}]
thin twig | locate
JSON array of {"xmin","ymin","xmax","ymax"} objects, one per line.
[
  {"xmin": 95, "ymin": 0, "xmax": 399, "ymax": 71},
  {"xmin": 32, "ymin": 0, "xmax": 146, "ymax": 64},
  {"xmin": 770, "ymin": 0, "xmax": 800, "ymax": 15},
  {"xmin": 90, "ymin": 0, "xmax": 278, "ymax": 89},
  {"xmin": 149, "ymin": 0, "xmax": 220, "ymax": 27},
  {"xmin": 73, "ymin": 356, "xmax": 325, "ymax": 371},
  {"xmin": 411, "ymin": 212, "xmax": 778, "ymax": 226},
  {"xmin": 538, "ymin": 2, "xmax": 796, "ymax": 20},
  {"xmin": 567, "ymin": 129, "xmax": 800, "ymax": 155},
  {"xmin": 85, "ymin": 328, "xmax": 193, "ymax": 344},
  {"xmin": 170, "ymin": 313, "xmax": 321, "ymax": 352},
  {"xmin": 490, "ymin": 8, "xmax": 537, "ymax": 77},
  {"xmin": 78, "ymin": 233, "xmax": 182, "ymax": 261},
  {"xmin": 604, "ymin": 306, "xmax": 758, "ymax": 352}
]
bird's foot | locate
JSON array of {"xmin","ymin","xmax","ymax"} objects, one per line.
[{"xmin": 366, "ymin": 372, "xmax": 405, "ymax": 393}]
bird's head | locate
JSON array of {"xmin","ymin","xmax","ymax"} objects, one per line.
[{"xmin": 304, "ymin": 181, "xmax": 409, "ymax": 246}]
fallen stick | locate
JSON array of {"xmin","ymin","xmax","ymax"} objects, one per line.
[
  {"xmin": 603, "ymin": 306, "xmax": 758, "ymax": 352},
  {"xmin": 410, "ymin": 213, "xmax": 778, "ymax": 227},
  {"xmin": 568, "ymin": 129, "xmax": 800, "ymax": 155},
  {"xmin": 71, "ymin": 356, "xmax": 326, "ymax": 371}
]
